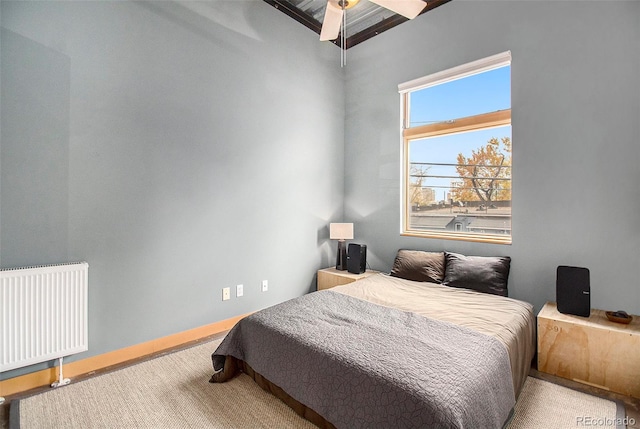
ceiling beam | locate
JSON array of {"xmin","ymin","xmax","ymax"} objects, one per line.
[
  {"xmin": 264, "ymin": 0, "xmax": 323, "ymax": 34},
  {"xmin": 346, "ymin": 0, "xmax": 452, "ymax": 48}
]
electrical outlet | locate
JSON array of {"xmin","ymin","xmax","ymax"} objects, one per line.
[
  {"xmin": 222, "ymin": 287, "xmax": 230, "ymax": 301},
  {"xmin": 261, "ymin": 280, "xmax": 268, "ymax": 292},
  {"xmin": 236, "ymin": 284, "xmax": 243, "ymax": 297}
]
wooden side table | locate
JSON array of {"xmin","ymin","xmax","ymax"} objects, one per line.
[
  {"xmin": 317, "ymin": 267, "xmax": 380, "ymax": 291},
  {"xmin": 537, "ymin": 301, "xmax": 640, "ymax": 398}
]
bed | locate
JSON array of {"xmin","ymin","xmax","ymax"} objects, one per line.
[{"xmin": 210, "ymin": 251, "xmax": 536, "ymax": 429}]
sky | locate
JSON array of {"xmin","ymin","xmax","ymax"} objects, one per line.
[
  {"xmin": 408, "ymin": 65, "xmax": 511, "ymax": 200},
  {"xmin": 409, "ymin": 65, "xmax": 511, "ymax": 126}
]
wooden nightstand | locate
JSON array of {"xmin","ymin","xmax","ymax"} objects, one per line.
[
  {"xmin": 537, "ymin": 301, "xmax": 640, "ymax": 398},
  {"xmin": 317, "ymin": 267, "xmax": 380, "ymax": 291}
]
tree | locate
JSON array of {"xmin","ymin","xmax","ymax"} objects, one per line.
[
  {"xmin": 409, "ymin": 164, "xmax": 433, "ymax": 207},
  {"xmin": 452, "ymin": 137, "xmax": 511, "ymax": 203}
]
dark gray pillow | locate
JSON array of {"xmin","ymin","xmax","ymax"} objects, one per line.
[
  {"xmin": 390, "ymin": 250, "xmax": 445, "ymax": 283},
  {"xmin": 442, "ymin": 252, "xmax": 511, "ymax": 296}
]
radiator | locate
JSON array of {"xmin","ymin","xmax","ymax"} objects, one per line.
[{"xmin": 0, "ymin": 262, "xmax": 88, "ymax": 372}]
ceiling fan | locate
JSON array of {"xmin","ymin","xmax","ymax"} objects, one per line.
[{"xmin": 319, "ymin": 0, "xmax": 428, "ymax": 42}]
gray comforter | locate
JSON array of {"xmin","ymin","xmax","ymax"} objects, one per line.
[{"xmin": 212, "ymin": 290, "xmax": 515, "ymax": 429}]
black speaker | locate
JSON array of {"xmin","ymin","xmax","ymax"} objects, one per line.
[
  {"xmin": 556, "ymin": 266, "xmax": 590, "ymax": 317},
  {"xmin": 347, "ymin": 244, "xmax": 367, "ymax": 274}
]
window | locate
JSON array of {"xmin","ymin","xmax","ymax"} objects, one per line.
[{"xmin": 399, "ymin": 52, "xmax": 512, "ymax": 244}]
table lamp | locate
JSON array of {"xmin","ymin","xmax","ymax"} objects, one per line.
[{"xmin": 330, "ymin": 223, "xmax": 354, "ymax": 270}]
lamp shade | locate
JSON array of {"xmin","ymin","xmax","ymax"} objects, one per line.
[{"xmin": 329, "ymin": 223, "xmax": 354, "ymax": 240}]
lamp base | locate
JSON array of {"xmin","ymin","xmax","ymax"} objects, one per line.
[{"xmin": 336, "ymin": 240, "xmax": 348, "ymax": 270}]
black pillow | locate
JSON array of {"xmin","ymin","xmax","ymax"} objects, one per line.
[
  {"xmin": 390, "ymin": 250, "xmax": 445, "ymax": 283},
  {"xmin": 442, "ymin": 252, "xmax": 511, "ymax": 296}
]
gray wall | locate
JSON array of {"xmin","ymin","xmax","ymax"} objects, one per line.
[
  {"xmin": 344, "ymin": 1, "xmax": 640, "ymax": 314},
  {"xmin": 1, "ymin": 1, "xmax": 344, "ymax": 378}
]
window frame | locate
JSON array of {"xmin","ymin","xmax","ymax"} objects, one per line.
[{"xmin": 399, "ymin": 52, "xmax": 512, "ymax": 245}]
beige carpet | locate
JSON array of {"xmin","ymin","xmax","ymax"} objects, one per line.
[
  {"xmin": 510, "ymin": 377, "xmax": 623, "ymax": 429},
  {"xmin": 11, "ymin": 339, "xmax": 624, "ymax": 429}
]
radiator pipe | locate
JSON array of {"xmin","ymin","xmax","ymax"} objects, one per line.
[{"xmin": 51, "ymin": 357, "xmax": 71, "ymax": 388}]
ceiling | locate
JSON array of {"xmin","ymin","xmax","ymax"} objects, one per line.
[{"xmin": 264, "ymin": 0, "xmax": 451, "ymax": 49}]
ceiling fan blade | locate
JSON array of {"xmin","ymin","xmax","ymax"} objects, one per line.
[
  {"xmin": 369, "ymin": 0, "xmax": 427, "ymax": 19},
  {"xmin": 320, "ymin": 1, "xmax": 344, "ymax": 41}
]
